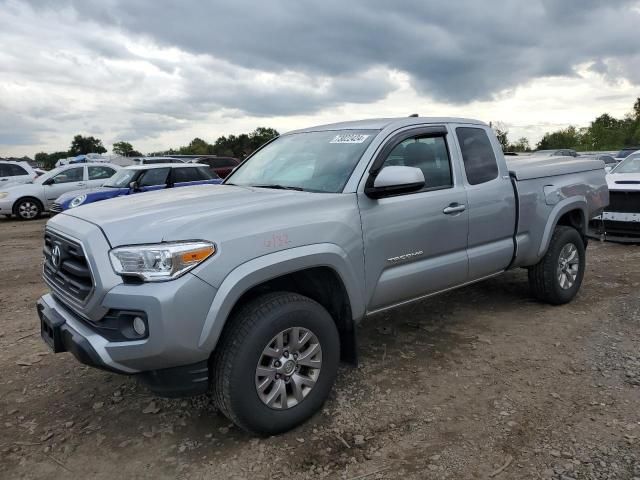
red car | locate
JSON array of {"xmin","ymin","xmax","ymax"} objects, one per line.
[{"xmin": 191, "ymin": 156, "xmax": 239, "ymax": 178}]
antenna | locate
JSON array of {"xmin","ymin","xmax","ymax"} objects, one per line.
[{"xmin": 408, "ymin": 113, "xmax": 419, "ymax": 117}]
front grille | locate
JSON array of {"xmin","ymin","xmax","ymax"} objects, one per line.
[
  {"xmin": 43, "ymin": 230, "xmax": 94, "ymax": 303},
  {"xmin": 607, "ymin": 191, "xmax": 640, "ymax": 213},
  {"xmin": 50, "ymin": 203, "xmax": 63, "ymax": 214}
]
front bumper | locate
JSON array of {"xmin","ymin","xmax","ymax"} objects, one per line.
[
  {"xmin": 37, "ymin": 293, "xmax": 212, "ymax": 396},
  {"xmin": 0, "ymin": 198, "xmax": 15, "ymax": 214},
  {"xmin": 589, "ymin": 211, "xmax": 640, "ymax": 242},
  {"xmin": 37, "ymin": 214, "xmax": 221, "ymax": 396}
]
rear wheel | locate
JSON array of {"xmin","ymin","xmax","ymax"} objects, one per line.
[
  {"xmin": 212, "ymin": 292, "xmax": 340, "ymax": 435},
  {"xmin": 14, "ymin": 198, "xmax": 42, "ymax": 220},
  {"xmin": 528, "ymin": 226, "xmax": 585, "ymax": 305}
]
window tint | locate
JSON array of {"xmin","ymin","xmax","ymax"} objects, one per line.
[
  {"xmin": 379, "ymin": 136, "xmax": 452, "ymax": 190},
  {"xmin": 0, "ymin": 164, "xmax": 8, "ymax": 176},
  {"xmin": 139, "ymin": 168, "xmax": 170, "ymax": 187},
  {"xmin": 7, "ymin": 164, "xmax": 28, "ymax": 176},
  {"xmin": 172, "ymin": 167, "xmax": 208, "ymax": 183},
  {"xmin": 52, "ymin": 167, "xmax": 84, "ymax": 184},
  {"xmin": 88, "ymin": 166, "xmax": 115, "ymax": 180},
  {"xmin": 456, "ymin": 127, "xmax": 499, "ymax": 185}
]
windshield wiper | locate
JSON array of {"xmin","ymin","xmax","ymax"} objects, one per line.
[{"xmin": 251, "ymin": 184, "xmax": 305, "ymax": 191}]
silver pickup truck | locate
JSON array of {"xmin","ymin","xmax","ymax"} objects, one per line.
[{"xmin": 37, "ymin": 117, "xmax": 608, "ymax": 434}]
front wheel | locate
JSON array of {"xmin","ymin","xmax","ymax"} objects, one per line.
[
  {"xmin": 14, "ymin": 198, "xmax": 42, "ymax": 220},
  {"xmin": 528, "ymin": 226, "xmax": 586, "ymax": 305},
  {"xmin": 212, "ymin": 292, "xmax": 340, "ymax": 435}
]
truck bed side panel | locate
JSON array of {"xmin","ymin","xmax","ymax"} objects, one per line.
[{"xmin": 511, "ymin": 168, "xmax": 608, "ymax": 267}]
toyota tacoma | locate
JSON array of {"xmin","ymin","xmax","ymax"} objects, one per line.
[{"xmin": 37, "ymin": 117, "xmax": 608, "ymax": 434}]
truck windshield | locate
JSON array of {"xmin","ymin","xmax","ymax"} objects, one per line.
[
  {"xmin": 103, "ymin": 169, "xmax": 139, "ymax": 188},
  {"xmin": 227, "ymin": 130, "xmax": 378, "ymax": 193}
]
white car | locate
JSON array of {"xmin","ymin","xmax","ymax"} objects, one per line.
[
  {"xmin": 0, "ymin": 163, "xmax": 120, "ymax": 220},
  {"xmin": 0, "ymin": 161, "xmax": 38, "ymax": 186},
  {"xmin": 589, "ymin": 154, "xmax": 640, "ymax": 242}
]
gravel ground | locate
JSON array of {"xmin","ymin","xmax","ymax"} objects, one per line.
[{"xmin": 0, "ymin": 216, "xmax": 639, "ymax": 479}]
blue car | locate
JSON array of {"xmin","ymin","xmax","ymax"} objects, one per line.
[{"xmin": 51, "ymin": 163, "xmax": 222, "ymax": 213}]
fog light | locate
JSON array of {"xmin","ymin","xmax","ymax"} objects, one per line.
[{"xmin": 132, "ymin": 316, "xmax": 146, "ymax": 336}]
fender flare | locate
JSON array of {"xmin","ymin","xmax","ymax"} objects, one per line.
[
  {"xmin": 197, "ymin": 243, "xmax": 365, "ymax": 351},
  {"xmin": 538, "ymin": 196, "xmax": 588, "ymax": 257}
]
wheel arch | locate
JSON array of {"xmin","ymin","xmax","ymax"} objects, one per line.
[
  {"xmin": 538, "ymin": 198, "xmax": 588, "ymax": 257},
  {"xmin": 198, "ymin": 244, "xmax": 365, "ymax": 364}
]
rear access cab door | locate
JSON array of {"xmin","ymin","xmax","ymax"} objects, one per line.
[
  {"xmin": 451, "ymin": 124, "xmax": 516, "ymax": 279},
  {"xmin": 357, "ymin": 125, "xmax": 470, "ymax": 313}
]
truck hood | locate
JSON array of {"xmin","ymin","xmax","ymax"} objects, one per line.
[
  {"xmin": 60, "ymin": 184, "xmax": 344, "ymax": 246},
  {"xmin": 607, "ymin": 172, "xmax": 640, "ymax": 191}
]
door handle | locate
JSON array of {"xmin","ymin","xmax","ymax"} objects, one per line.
[
  {"xmin": 76, "ymin": 183, "xmax": 85, "ymax": 186},
  {"xmin": 443, "ymin": 203, "xmax": 466, "ymax": 215}
]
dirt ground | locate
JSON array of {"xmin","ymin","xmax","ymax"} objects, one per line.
[{"xmin": 0, "ymin": 216, "xmax": 638, "ymax": 480}]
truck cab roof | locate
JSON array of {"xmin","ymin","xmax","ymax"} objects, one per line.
[{"xmin": 287, "ymin": 116, "xmax": 488, "ymax": 134}]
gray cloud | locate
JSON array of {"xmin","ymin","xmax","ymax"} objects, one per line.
[
  {"xmin": 3, "ymin": 0, "xmax": 640, "ymax": 154},
  {"xmin": 26, "ymin": 0, "xmax": 640, "ymax": 104}
]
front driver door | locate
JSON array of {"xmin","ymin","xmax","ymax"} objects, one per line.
[
  {"xmin": 44, "ymin": 166, "xmax": 86, "ymax": 208},
  {"xmin": 358, "ymin": 126, "xmax": 469, "ymax": 313}
]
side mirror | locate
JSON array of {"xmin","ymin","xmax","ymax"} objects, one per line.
[
  {"xmin": 365, "ymin": 166, "xmax": 425, "ymax": 199},
  {"xmin": 604, "ymin": 166, "xmax": 613, "ymax": 173},
  {"xmin": 129, "ymin": 181, "xmax": 139, "ymax": 191}
]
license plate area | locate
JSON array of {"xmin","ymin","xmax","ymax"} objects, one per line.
[{"xmin": 38, "ymin": 305, "xmax": 66, "ymax": 353}]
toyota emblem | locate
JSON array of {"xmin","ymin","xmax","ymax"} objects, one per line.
[{"xmin": 51, "ymin": 245, "xmax": 61, "ymax": 269}]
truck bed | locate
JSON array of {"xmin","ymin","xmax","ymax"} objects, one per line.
[{"xmin": 507, "ymin": 156, "xmax": 608, "ymax": 268}]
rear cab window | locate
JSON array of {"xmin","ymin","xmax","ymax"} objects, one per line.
[{"xmin": 455, "ymin": 127, "xmax": 499, "ymax": 185}]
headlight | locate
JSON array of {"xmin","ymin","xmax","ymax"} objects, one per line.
[
  {"xmin": 109, "ymin": 241, "xmax": 215, "ymax": 282},
  {"xmin": 0, "ymin": 192, "xmax": 8, "ymax": 199},
  {"xmin": 69, "ymin": 194, "xmax": 87, "ymax": 208}
]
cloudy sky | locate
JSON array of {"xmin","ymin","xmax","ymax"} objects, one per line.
[{"xmin": 1, "ymin": 0, "xmax": 640, "ymax": 157}]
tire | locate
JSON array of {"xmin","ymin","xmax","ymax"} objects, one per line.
[
  {"xmin": 528, "ymin": 226, "xmax": 586, "ymax": 305},
  {"xmin": 14, "ymin": 197, "xmax": 42, "ymax": 220},
  {"xmin": 212, "ymin": 292, "xmax": 340, "ymax": 435}
]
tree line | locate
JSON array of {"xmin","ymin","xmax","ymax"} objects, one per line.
[
  {"xmin": 493, "ymin": 97, "xmax": 640, "ymax": 153},
  {"xmin": 33, "ymin": 127, "xmax": 280, "ymax": 169}
]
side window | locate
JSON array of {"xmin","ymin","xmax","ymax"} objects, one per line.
[
  {"xmin": 8, "ymin": 164, "xmax": 28, "ymax": 176},
  {"xmin": 88, "ymin": 166, "xmax": 115, "ymax": 180},
  {"xmin": 379, "ymin": 136, "xmax": 453, "ymax": 190},
  {"xmin": 139, "ymin": 168, "xmax": 170, "ymax": 187},
  {"xmin": 52, "ymin": 167, "xmax": 84, "ymax": 184},
  {"xmin": 172, "ymin": 168, "xmax": 201, "ymax": 183},
  {"xmin": 0, "ymin": 164, "xmax": 8, "ymax": 176},
  {"xmin": 456, "ymin": 127, "xmax": 499, "ymax": 185},
  {"xmin": 196, "ymin": 167, "xmax": 215, "ymax": 179}
]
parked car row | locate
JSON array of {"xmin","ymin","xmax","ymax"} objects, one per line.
[
  {"xmin": 0, "ymin": 161, "xmax": 223, "ymax": 219},
  {"xmin": 0, "ymin": 163, "xmax": 120, "ymax": 219},
  {"xmin": 52, "ymin": 164, "xmax": 221, "ymax": 213},
  {"xmin": 123, "ymin": 155, "xmax": 240, "ymax": 179}
]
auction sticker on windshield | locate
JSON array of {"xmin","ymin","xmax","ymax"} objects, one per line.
[{"xmin": 330, "ymin": 133, "xmax": 370, "ymax": 144}]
